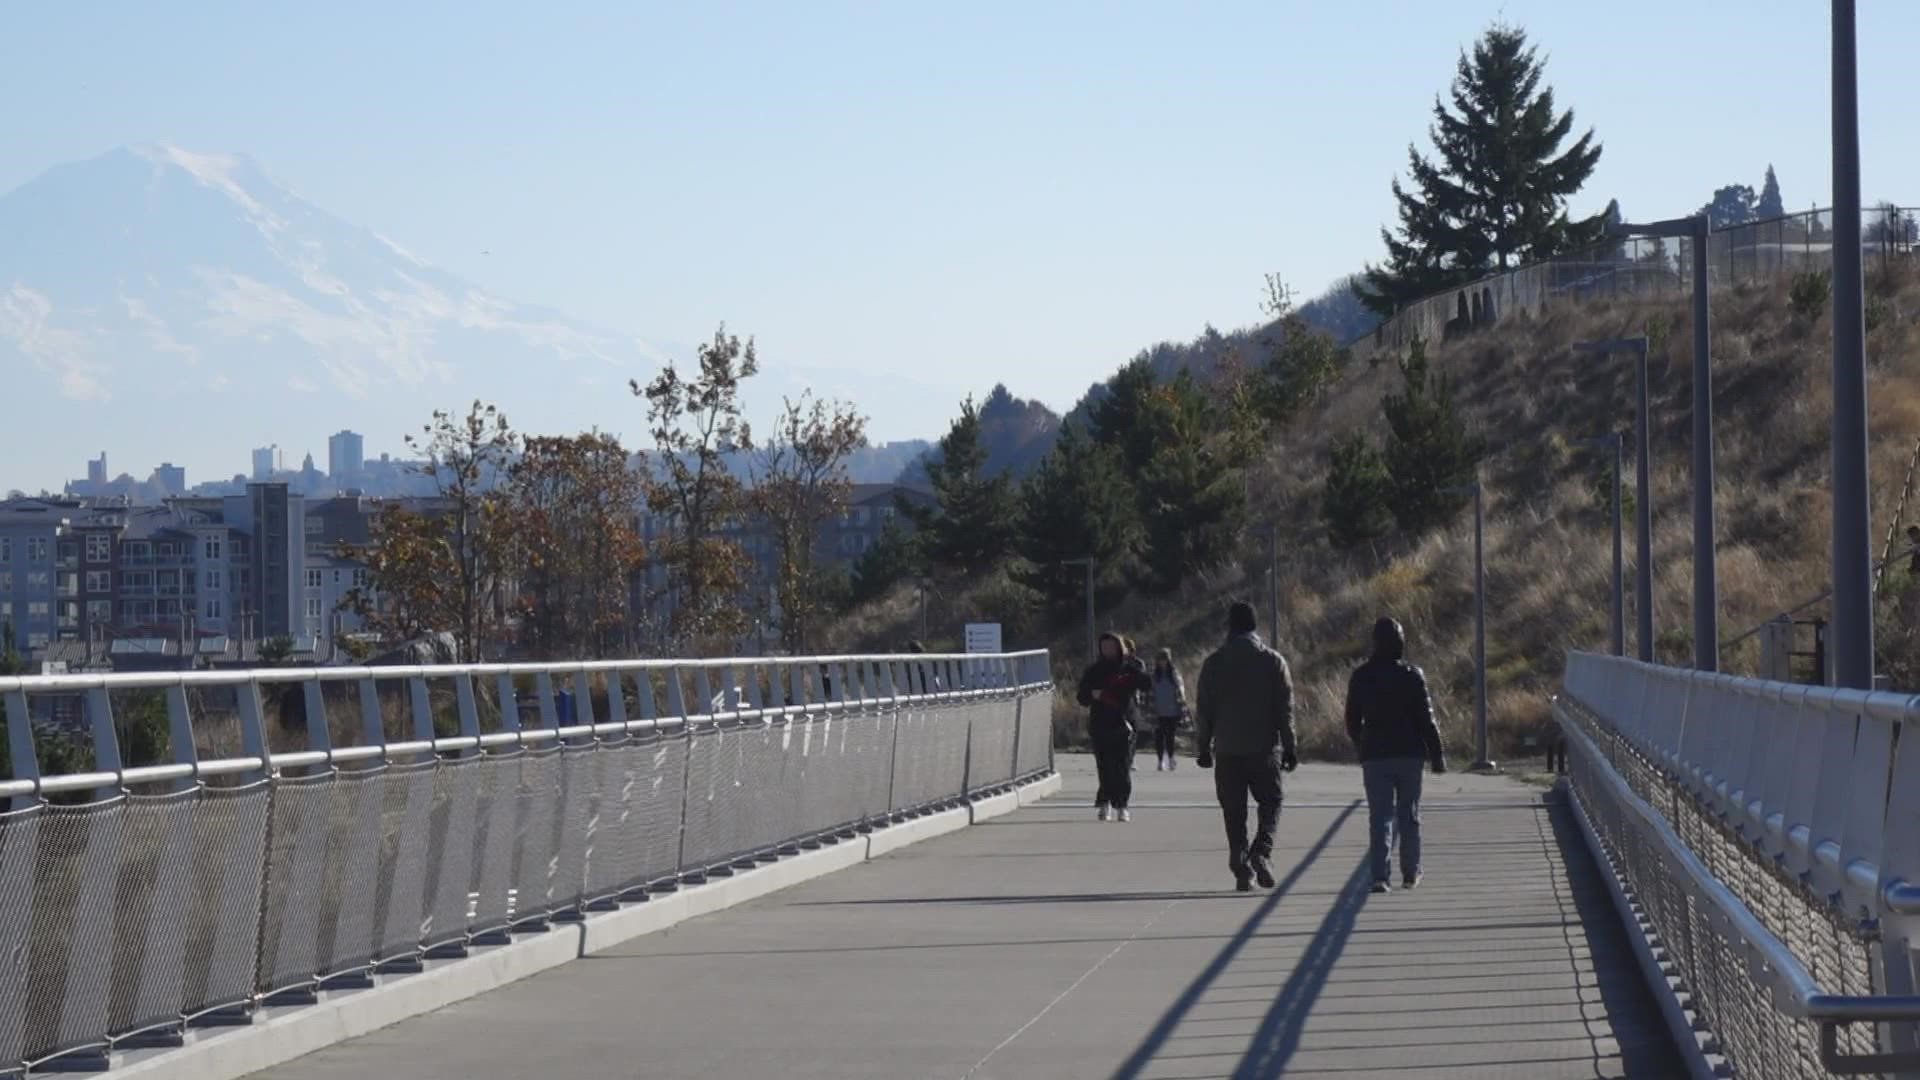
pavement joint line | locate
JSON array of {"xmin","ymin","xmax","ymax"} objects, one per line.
[{"xmin": 959, "ymin": 895, "xmax": 1188, "ymax": 1080}]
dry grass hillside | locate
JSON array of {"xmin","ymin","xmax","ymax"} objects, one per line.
[{"xmin": 831, "ymin": 261, "xmax": 1920, "ymax": 760}]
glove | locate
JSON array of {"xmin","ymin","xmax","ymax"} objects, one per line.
[
  {"xmin": 1430, "ymin": 757, "xmax": 1448, "ymax": 775},
  {"xmin": 1196, "ymin": 750, "xmax": 1213, "ymax": 770},
  {"xmin": 1280, "ymin": 749, "xmax": 1299, "ymax": 773}
]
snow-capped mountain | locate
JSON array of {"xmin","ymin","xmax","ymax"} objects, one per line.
[{"xmin": 0, "ymin": 145, "xmax": 680, "ymax": 487}]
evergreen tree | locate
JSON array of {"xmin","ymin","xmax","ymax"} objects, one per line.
[
  {"xmin": 1016, "ymin": 423, "xmax": 1139, "ymax": 617},
  {"xmin": 1136, "ymin": 373, "xmax": 1247, "ymax": 590},
  {"xmin": 1382, "ymin": 337, "xmax": 1487, "ymax": 535},
  {"xmin": 1700, "ymin": 184, "xmax": 1758, "ymax": 229},
  {"xmin": 848, "ymin": 522, "xmax": 921, "ymax": 607},
  {"xmin": 1323, "ymin": 434, "xmax": 1395, "ymax": 551},
  {"xmin": 1257, "ymin": 314, "xmax": 1346, "ymax": 424},
  {"xmin": 1358, "ymin": 23, "xmax": 1603, "ymax": 317},
  {"xmin": 1085, "ymin": 357, "xmax": 1161, "ymax": 476},
  {"xmin": 1757, "ymin": 165, "xmax": 1785, "ymax": 219},
  {"xmin": 905, "ymin": 397, "xmax": 1018, "ymax": 572}
]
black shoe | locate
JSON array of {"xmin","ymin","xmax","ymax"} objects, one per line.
[
  {"xmin": 1403, "ymin": 872, "xmax": 1423, "ymax": 890},
  {"xmin": 1369, "ymin": 880, "xmax": 1391, "ymax": 894},
  {"xmin": 1234, "ymin": 875, "xmax": 1254, "ymax": 893},
  {"xmin": 1251, "ymin": 857, "xmax": 1276, "ymax": 889}
]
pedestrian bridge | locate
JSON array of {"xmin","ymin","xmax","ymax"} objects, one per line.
[{"xmin": 0, "ymin": 650, "xmax": 1916, "ymax": 1079}]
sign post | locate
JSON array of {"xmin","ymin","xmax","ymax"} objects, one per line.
[{"xmin": 964, "ymin": 622, "xmax": 1002, "ymax": 690}]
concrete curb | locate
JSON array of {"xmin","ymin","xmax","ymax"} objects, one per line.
[{"xmin": 108, "ymin": 771, "xmax": 1060, "ymax": 1080}]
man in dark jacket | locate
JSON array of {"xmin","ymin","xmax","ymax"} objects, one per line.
[
  {"xmin": 1078, "ymin": 631, "xmax": 1152, "ymax": 821},
  {"xmin": 1196, "ymin": 602, "xmax": 1299, "ymax": 892},
  {"xmin": 1345, "ymin": 617, "xmax": 1447, "ymax": 893}
]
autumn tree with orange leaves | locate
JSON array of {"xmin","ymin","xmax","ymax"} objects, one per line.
[
  {"xmin": 751, "ymin": 394, "xmax": 867, "ymax": 652},
  {"xmin": 506, "ymin": 432, "xmax": 646, "ymax": 658}
]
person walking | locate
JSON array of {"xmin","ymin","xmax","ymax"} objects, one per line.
[
  {"xmin": 1345, "ymin": 617, "xmax": 1447, "ymax": 894},
  {"xmin": 1078, "ymin": 631, "xmax": 1152, "ymax": 822},
  {"xmin": 1123, "ymin": 636, "xmax": 1145, "ymax": 772},
  {"xmin": 1149, "ymin": 649, "xmax": 1188, "ymax": 771},
  {"xmin": 1195, "ymin": 602, "xmax": 1298, "ymax": 892}
]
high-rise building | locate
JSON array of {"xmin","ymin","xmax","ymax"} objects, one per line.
[
  {"xmin": 152, "ymin": 463, "xmax": 186, "ymax": 496},
  {"xmin": 251, "ymin": 445, "xmax": 282, "ymax": 481},
  {"xmin": 87, "ymin": 453, "xmax": 107, "ymax": 486},
  {"xmin": 328, "ymin": 430, "xmax": 364, "ymax": 481}
]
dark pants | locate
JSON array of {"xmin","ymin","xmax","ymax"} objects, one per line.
[
  {"xmin": 1363, "ymin": 757, "xmax": 1425, "ymax": 883},
  {"xmin": 1092, "ymin": 726, "xmax": 1134, "ymax": 809},
  {"xmin": 1214, "ymin": 751, "xmax": 1283, "ymax": 874},
  {"xmin": 1153, "ymin": 717, "xmax": 1180, "ymax": 758}
]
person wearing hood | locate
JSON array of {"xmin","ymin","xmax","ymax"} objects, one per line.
[
  {"xmin": 1077, "ymin": 631, "xmax": 1153, "ymax": 821},
  {"xmin": 1345, "ymin": 616, "xmax": 1447, "ymax": 894},
  {"xmin": 1195, "ymin": 602, "xmax": 1298, "ymax": 892}
]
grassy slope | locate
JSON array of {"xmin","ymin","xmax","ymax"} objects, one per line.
[{"xmin": 831, "ymin": 263, "xmax": 1920, "ymax": 759}]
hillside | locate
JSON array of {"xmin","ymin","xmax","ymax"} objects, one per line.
[{"xmin": 832, "ymin": 261, "xmax": 1920, "ymax": 758}]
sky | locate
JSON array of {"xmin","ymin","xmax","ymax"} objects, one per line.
[{"xmin": 4, "ymin": 1, "xmax": 1918, "ymax": 486}]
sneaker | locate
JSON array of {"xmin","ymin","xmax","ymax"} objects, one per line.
[
  {"xmin": 1369, "ymin": 880, "xmax": 1392, "ymax": 894},
  {"xmin": 1155, "ymin": 758, "xmax": 1166, "ymax": 772},
  {"xmin": 1252, "ymin": 857, "xmax": 1276, "ymax": 890},
  {"xmin": 1097, "ymin": 806, "xmax": 1111, "ymax": 822},
  {"xmin": 1234, "ymin": 874, "xmax": 1254, "ymax": 893},
  {"xmin": 1118, "ymin": 809, "xmax": 1132, "ymax": 823},
  {"xmin": 1403, "ymin": 872, "xmax": 1423, "ymax": 890}
]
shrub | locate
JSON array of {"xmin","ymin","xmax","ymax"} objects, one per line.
[{"xmin": 1790, "ymin": 269, "xmax": 1832, "ymax": 322}]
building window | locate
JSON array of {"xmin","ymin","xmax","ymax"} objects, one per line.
[
  {"xmin": 27, "ymin": 633, "xmax": 46, "ymax": 649},
  {"xmin": 27, "ymin": 601, "xmax": 49, "ymax": 618},
  {"xmin": 86, "ymin": 600, "xmax": 111, "ymax": 623},
  {"xmin": 305, "ymin": 597, "xmax": 322, "ymax": 621},
  {"xmin": 205, "ymin": 568, "xmax": 222, "ymax": 590},
  {"xmin": 56, "ymin": 572, "xmax": 77, "ymax": 597},
  {"xmin": 157, "ymin": 542, "xmax": 176, "ymax": 558},
  {"xmin": 0, "ymin": 601, "xmax": 9, "ymax": 619},
  {"xmin": 86, "ymin": 533, "xmax": 111, "ymax": 562},
  {"xmin": 204, "ymin": 537, "xmax": 222, "ymax": 561},
  {"xmin": 122, "ymin": 571, "xmax": 152, "ymax": 590},
  {"xmin": 353, "ymin": 569, "xmax": 368, "ymax": 588},
  {"xmin": 26, "ymin": 572, "xmax": 49, "ymax": 591},
  {"xmin": 206, "ymin": 599, "xmax": 223, "ymax": 620},
  {"xmin": 26, "ymin": 538, "xmax": 47, "ymax": 562},
  {"xmin": 0, "ymin": 537, "xmax": 9, "ymax": 561},
  {"xmin": 305, "ymin": 569, "xmax": 323, "ymax": 589},
  {"xmin": 85, "ymin": 570, "xmax": 111, "ymax": 593},
  {"xmin": 0, "ymin": 572, "xmax": 9, "ymax": 591},
  {"xmin": 58, "ymin": 541, "xmax": 78, "ymax": 563}
]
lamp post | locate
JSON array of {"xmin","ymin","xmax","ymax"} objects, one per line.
[
  {"xmin": 1608, "ymin": 216, "xmax": 1716, "ymax": 671},
  {"xmin": 1575, "ymin": 432, "xmax": 1626, "ymax": 657},
  {"xmin": 1831, "ymin": 0, "xmax": 1874, "ymax": 693},
  {"xmin": 1443, "ymin": 480, "xmax": 1494, "ymax": 772},
  {"xmin": 1574, "ymin": 335, "xmax": 1653, "ymax": 662},
  {"xmin": 1062, "ymin": 557, "xmax": 1096, "ymax": 661},
  {"xmin": 1263, "ymin": 522, "xmax": 1279, "ymax": 641}
]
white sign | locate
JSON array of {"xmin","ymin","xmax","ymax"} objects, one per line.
[
  {"xmin": 39, "ymin": 661, "xmax": 68, "ymax": 676},
  {"xmin": 964, "ymin": 623, "xmax": 1003, "ymax": 654}
]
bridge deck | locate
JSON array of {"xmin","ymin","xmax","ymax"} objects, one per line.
[{"xmin": 251, "ymin": 756, "xmax": 1681, "ymax": 1079}]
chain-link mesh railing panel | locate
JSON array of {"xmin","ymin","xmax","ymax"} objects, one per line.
[
  {"xmin": 107, "ymin": 788, "xmax": 198, "ymax": 1040},
  {"xmin": 888, "ymin": 707, "xmax": 927, "ymax": 814},
  {"xmin": 966, "ymin": 698, "xmax": 1018, "ymax": 792},
  {"xmin": 553, "ymin": 742, "xmax": 603, "ymax": 911},
  {"xmin": 792, "ymin": 714, "xmax": 837, "ymax": 839},
  {"xmin": 1016, "ymin": 689, "xmax": 1052, "ymax": 779},
  {"xmin": 509, "ymin": 746, "xmax": 564, "ymax": 924},
  {"xmin": 679, "ymin": 725, "xmax": 737, "ymax": 872},
  {"xmin": 371, "ymin": 759, "xmax": 438, "ymax": 966},
  {"xmin": 179, "ymin": 782, "xmax": 271, "ymax": 1020},
  {"xmin": 579, "ymin": 735, "xmax": 654, "ymax": 903},
  {"xmin": 1560, "ymin": 693, "xmax": 1888, "ymax": 1080},
  {"xmin": 468, "ymin": 750, "xmax": 525, "ymax": 939},
  {"xmin": 0, "ymin": 805, "xmax": 44, "ymax": 1073},
  {"xmin": 743, "ymin": 721, "xmax": 791, "ymax": 857},
  {"xmin": 422, "ymin": 754, "xmax": 483, "ymax": 951},
  {"xmin": 637, "ymin": 734, "xmax": 689, "ymax": 888},
  {"xmin": 20, "ymin": 797, "xmax": 128, "ymax": 1066},
  {"xmin": 849, "ymin": 710, "xmax": 894, "ymax": 826},
  {"xmin": 315, "ymin": 767, "xmax": 389, "ymax": 980}
]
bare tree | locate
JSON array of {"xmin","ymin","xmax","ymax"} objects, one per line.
[{"xmin": 751, "ymin": 394, "xmax": 868, "ymax": 652}]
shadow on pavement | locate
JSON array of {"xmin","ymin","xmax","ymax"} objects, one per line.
[
  {"xmin": 1109, "ymin": 801, "xmax": 1361, "ymax": 1080},
  {"xmin": 1229, "ymin": 857, "xmax": 1372, "ymax": 1078}
]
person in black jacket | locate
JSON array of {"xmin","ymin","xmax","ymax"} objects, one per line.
[
  {"xmin": 1196, "ymin": 602, "xmax": 1299, "ymax": 892},
  {"xmin": 1078, "ymin": 631, "xmax": 1152, "ymax": 822},
  {"xmin": 1345, "ymin": 617, "xmax": 1447, "ymax": 893}
]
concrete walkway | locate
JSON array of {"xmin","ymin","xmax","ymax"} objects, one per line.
[{"xmin": 251, "ymin": 755, "xmax": 1680, "ymax": 1079}]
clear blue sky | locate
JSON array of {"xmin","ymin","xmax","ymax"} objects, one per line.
[{"xmin": 5, "ymin": 1, "xmax": 1917, "ymax": 459}]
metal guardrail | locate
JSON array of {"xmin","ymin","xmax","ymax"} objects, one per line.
[
  {"xmin": 1558, "ymin": 652, "xmax": 1920, "ymax": 1078},
  {"xmin": 0, "ymin": 649, "xmax": 1055, "ymax": 1074}
]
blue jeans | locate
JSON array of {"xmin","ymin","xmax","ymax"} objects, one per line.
[{"xmin": 1362, "ymin": 757, "xmax": 1425, "ymax": 883}]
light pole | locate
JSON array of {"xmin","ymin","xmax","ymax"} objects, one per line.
[
  {"xmin": 1264, "ymin": 522, "xmax": 1279, "ymax": 641},
  {"xmin": 1575, "ymin": 432, "xmax": 1626, "ymax": 657},
  {"xmin": 1609, "ymin": 216, "xmax": 1716, "ymax": 671},
  {"xmin": 1062, "ymin": 557, "xmax": 1096, "ymax": 661},
  {"xmin": 1831, "ymin": 0, "xmax": 1874, "ymax": 693},
  {"xmin": 1443, "ymin": 480, "xmax": 1494, "ymax": 772},
  {"xmin": 1575, "ymin": 335, "xmax": 1653, "ymax": 662}
]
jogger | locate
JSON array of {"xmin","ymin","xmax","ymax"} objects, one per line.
[
  {"xmin": 1345, "ymin": 617, "xmax": 1447, "ymax": 893},
  {"xmin": 1196, "ymin": 601, "xmax": 1299, "ymax": 891},
  {"xmin": 1078, "ymin": 631, "xmax": 1152, "ymax": 821}
]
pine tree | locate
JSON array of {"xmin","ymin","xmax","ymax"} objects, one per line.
[
  {"xmin": 1086, "ymin": 357, "xmax": 1161, "ymax": 476},
  {"xmin": 1323, "ymin": 434, "xmax": 1394, "ymax": 551},
  {"xmin": 1016, "ymin": 423, "xmax": 1139, "ymax": 617},
  {"xmin": 1700, "ymin": 184, "xmax": 1758, "ymax": 229},
  {"xmin": 849, "ymin": 522, "xmax": 922, "ymax": 606},
  {"xmin": 1358, "ymin": 23, "xmax": 1603, "ymax": 317},
  {"xmin": 906, "ymin": 397, "xmax": 1018, "ymax": 572},
  {"xmin": 1382, "ymin": 337, "xmax": 1487, "ymax": 535},
  {"xmin": 1136, "ymin": 373, "xmax": 1247, "ymax": 590},
  {"xmin": 1757, "ymin": 165, "xmax": 1785, "ymax": 220}
]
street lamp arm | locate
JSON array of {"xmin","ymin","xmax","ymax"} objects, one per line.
[{"xmin": 1612, "ymin": 215, "xmax": 1707, "ymax": 240}]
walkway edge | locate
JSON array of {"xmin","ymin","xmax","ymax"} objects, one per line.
[{"xmin": 107, "ymin": 771, "xmax": 1062, "ymax": 1080}]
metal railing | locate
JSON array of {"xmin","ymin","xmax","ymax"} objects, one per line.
[
  {"xmin": 1353, "ymin": 205, "xmax": 1918, "ymax": 362},
  {"xmin": 1558, "ymin": 652, "xmax": 1920, "ymax": 1078},
  {"xmin": 0, "ymin": 649, "xmax": 1055, "ymax": 1074}
]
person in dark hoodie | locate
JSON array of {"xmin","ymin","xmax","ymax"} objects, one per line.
[
  {"xmin": 1078, "ymin": 631, "xmax": 1153, "ymax": 821},
  {"xmin": 1195, "ymin": 601, "xmax": 1298, "ymax": 892},
  {"xmin": 1345, "ymin": 617, "xmax": 1447, "ymax": 893}
]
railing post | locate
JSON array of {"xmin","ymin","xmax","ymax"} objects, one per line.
[
  {"xmin": 668, "ymin": 667, "xmax": 697, "ymax": 881},
  {"xmin": 85, "ymin": 686, "xmax": 124, "ymax": 802},
  {"xmin": 5, "ymin": 686, "xmax": 40, "ymax": 810}
]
